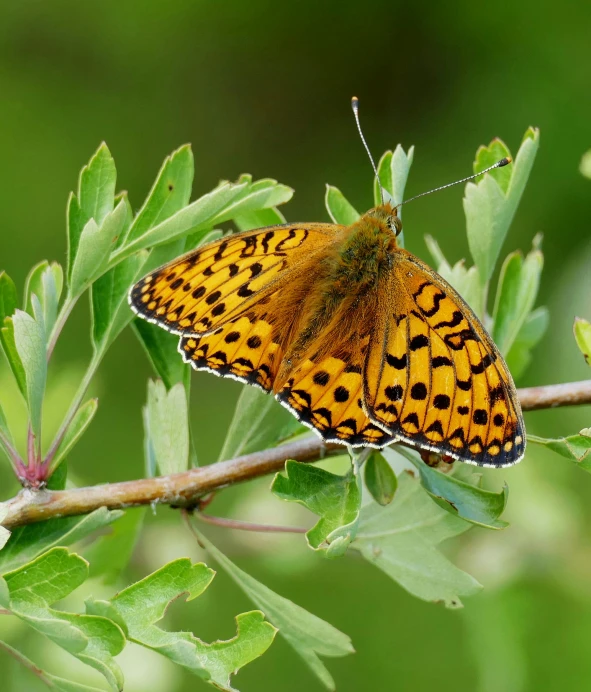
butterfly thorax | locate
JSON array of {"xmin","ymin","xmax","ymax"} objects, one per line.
[{"xmin": 277, "ymin": 206, "xmax": 400, "ymax": 381}]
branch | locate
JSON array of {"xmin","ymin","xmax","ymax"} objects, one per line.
[{"xmin": 2, "ymin": 379, "xmax": 591, "ymax": 530}]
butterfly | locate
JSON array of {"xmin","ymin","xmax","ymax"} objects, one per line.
[{"xmin": 128, "ymin": 193, "xmax": 525, "ymax": 468}]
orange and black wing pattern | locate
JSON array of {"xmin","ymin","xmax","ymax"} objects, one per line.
[{"xmin": 362, "ymin": 251, "xmax": 525, "ymax": 467}]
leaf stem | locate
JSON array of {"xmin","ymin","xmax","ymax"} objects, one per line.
[
  {"xmin": 0, "ymin": 428, "xmax": 25, "ymax": 477},
  {"xmin": 194, "ymin": 511, "xmax": 308, "ymax": 534},
  {"xmin": 46, "ymin": 296, "xmax": 78, "ymax": 361},
  {"xmin": 43, "ymin": 349, "xmax": 103, "ymax": 471},
  {"xmin": 0, "ymin": 639, "xmax": 53, "ymax": 687}
]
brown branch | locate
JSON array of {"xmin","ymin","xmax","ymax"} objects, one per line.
[
  {"xmin": 516, "ymin": 379, "xmax": 591, "ymax": 411},
  {"xmin": 2, "ymin": 379, "xmax": 591, "ymax": 531}
]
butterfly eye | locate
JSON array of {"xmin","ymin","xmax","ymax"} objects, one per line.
[{"xmin": 389, "ymin": 215, "xmax": 403, "ymax": 236}]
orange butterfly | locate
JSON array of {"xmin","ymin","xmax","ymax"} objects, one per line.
[{"xmin": 129, "ymin": 105, "xmax": 525, "ymax": 468}]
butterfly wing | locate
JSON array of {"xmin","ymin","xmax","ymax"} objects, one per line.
[
  {"xmin": 363, "ymin": 250, "xmax": 525, "ymax": 467},
  {"xmin": 275, "ymin": 325, "xmax": 395, "ymax": 448},
  {"xmin": 129, "ymin": 223, "xmax": 338, "ymax": 336}
]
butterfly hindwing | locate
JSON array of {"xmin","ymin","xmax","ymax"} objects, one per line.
[
  {"xmin": 129, "ymin": 223, "xmax": 337, "ymax": 336},
  {"xmin": 363, "ymin": 251, "xmax": 525, "ymax": 467},
  {"xmin": 276, "ymin": 333, "xmax": 395, "ymax": 448}
]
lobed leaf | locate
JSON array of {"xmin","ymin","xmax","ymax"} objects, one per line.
[
  {"xmin": 124, "ymin": 144, "xmax": 194, "ymax": 245},
  {"xmin": 390, "ymin": 448, "xmax": 508, "ymax": 529},
  {"xmin": 464, "ymin": 128, "xmax": 539, "ymax": 284},
  {"xmin": 143, "ymin": 380, "xmax": 189, "ymax": 475},
  {"xmin": 23, "ymin": 261, "xmax": 63, "ymax": 339},
  {"xmin": 78, "ymin": 143, "xmax": 117, "ymax": 227},
  {"xmin": 93, "ymin": 557, "xmax": 276, "ymax": 691},
  {"xmin": 69, "ymin": 199, "xmax": 128, "ymax": 298},
  {"xmin": 272, "ymin": 460, "xmax": 361, "ymax": 558},
  {"xmin": 12, "ymin": 309, "xmax": 46, "ymax": 440},
  {"xmin": 112, "ymin": 178, "xmax": 292, "ymax": 263},
  {"xmin": 198, "ymin": 531, "xmax": 353, "ymax": 691},
  {"xmin": 574, "ymin": 317, "xmax": 591, "ymax": 367},
  {"xmin": 352, "ymin": 469, "xmax": 481, "ymax": 607},
  {"xmin": 492, "ymin": 235, "xmax": 544, "ymax": 357},
  {"xmin": 1, "ymin": 548, "xmax": 125, "ymax": 690},
  {"xmin": 325, "ymin": 185, "xmax": 360, "ymax": 225},
  {"xmin": 529, "ymin": 429, "xmax": 591, "ymax": 471}
]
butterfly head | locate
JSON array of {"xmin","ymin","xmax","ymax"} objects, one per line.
[{"xmin": 367, "ymin": 202, "xmax": 403, "ymax": 237}]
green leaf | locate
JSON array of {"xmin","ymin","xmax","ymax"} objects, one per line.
[
  {"xmin": 474, "ymin": 138, "xmax": 512, "ymax": 194},
  {"xmin": 209, "ymin": 178, "xmax": 293, "ymax": 227},
  {"xmin": 529, "ymin": 429, "xmax": 591, "ymax": 470},
  {"xmin": 87, "ymin": 508, "xmax": 146, "ymax": 584},
  {"xmin": 272, "ymin": 460, "xmax": 361, "ymax": 557},
  {"xmin": 12, "ymin": 309, "xmax": 46, "ymax": 440},
  {"xmin": 144, "ymin": 380, "xmax": 189, "ymax": 475},
  {"xmin": 0, "ymin": 271, "xmax": 17, "ymax": 324},
  {"xmin": 99, "ymin": 557, "xmax": 276, "ymax": 690},
  {"xmin": 112, "ymin": 178, "xmax": 292, "ymax": 263},
  {"xmin": 234, "ymin": 205, "xmax": 285, "ymax": 232},
  {"xmin": 324, "ymin": 185, "xmax": 360, "ymax": 225},
  {"xmin": 50, "ymin": 398, "xmax": 98, "ymax": 472},
  {"xmin": 197, "ymin": 530, "xmax": 353, "ymax": 691},
  {"xmin": 374, "ymin": 145, "xmax": 414, "ymax": 247},
  {"xmin": 391, "ymin": 447, "xmax": 508, "ymax": 529},
  {"xmin": 0, "ymin": 316, "xmax": 27, "ymax": 397},
  {"xmin": 124, "ymin": 145, "xmax": 194, "ymax": 244},
  {"xmin": 1, "ymin": 548, "xmax": 125, "ymax": 690},
  {"xmin": 78, "ymin": 143, "xmax": 117, "ymax": 227},
  {"xmin": 492, "ymin": 236, "xmax": 544, "ymax": 356},
  {"xmin": 91, "ymin": 250, "xmax": 147, "ymax": 351},
  {"xmin": 423, "ymin": 236, "xmax": 482, "ymax": 314},
  {"xmin": 364, "ymin": 452, "xmax": 397, "ymax": 506},
  {"xmin": 505, "ymin": 306, "xmax": 549, "ymax": 379},
  {"xmin": 23, "ymin": 261, "xmax": 63, "ymax": 339},
  {"xmin": 0, "ymin": 507, "xmax": 123, "ymax": 574},
  {"xmin": 218, "ymin": 386, "xmax": 294, "ymax": 462},
  {"xmin": 70, "ymin": 199, "xmax": 128, "ymax": 298},
  {"xmin": 574, "ymin": 317, "xmax": 591, "ymax": 367},
  {"xmin": 464, "ymin": 128, "xmax": 539, "ymax": 284},
  {"xmin": 374, "ymin": 150, "xmax": 393, "ymax": 207},
  {"xmin": 352, "ymin": 470, "xmax": 481, "ymax": 607},
  {"xmin": 132, "ymin": 319, "xmax": 186, "ymax": 390}
]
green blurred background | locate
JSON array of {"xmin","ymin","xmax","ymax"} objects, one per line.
[{"xmin": 1, "ymin": 1, "xmax": 591, "ymax": 690}]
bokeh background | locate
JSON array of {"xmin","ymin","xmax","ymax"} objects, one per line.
[{"xmin": 1, "ymin": 1, "xmax": 591, "ymax": 690}]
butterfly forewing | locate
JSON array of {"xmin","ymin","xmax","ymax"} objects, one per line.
[
  {"xmin": 363, "ymin": 251, "xmax": 525, "ymax": 467},
  {"xmin": 129, "ymin": 223, "xmax": 337, "ymax": 336}
]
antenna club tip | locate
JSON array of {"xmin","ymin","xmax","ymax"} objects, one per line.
[
  {"xmin": 351, "ymin": 96, "xmax": 359, "ymax": 109},
  {"xmin": 498, "ymin": 156, "xmax": 512, "ymax": 167}
]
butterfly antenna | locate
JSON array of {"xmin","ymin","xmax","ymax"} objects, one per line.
[
  {"xmin": 351, "ymin": 96, "xmax": 384, "ymax": 205},
  {"xmin": 396, "ymin": 157, "xmax": 512, "ymax": 209}
]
